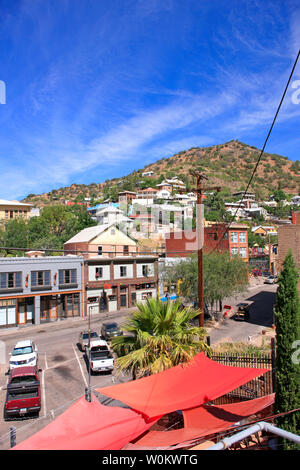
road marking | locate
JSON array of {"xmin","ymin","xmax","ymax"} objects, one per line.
[
  {"xmin": 46, "ymin": 357, "xmax": 77, "ymax": 371},
  {"xmin": 72, "ymin": 343, "xmax": 88, "ymax": 388},
  {"xmin": 44, "ymin": 351, "xmax": 48, "ymax": 370}
]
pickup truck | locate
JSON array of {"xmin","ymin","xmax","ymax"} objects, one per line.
[
  {"xmin": 85, "ymin": 339, "xmax": 114, "ymax": 374},
  {"xmin": 3, "ymin": 366, "xmax": 41, "ymax": 420},
  {"xmin": 234, "ymin": 303, "xmax": 250, "ymax": 321}
]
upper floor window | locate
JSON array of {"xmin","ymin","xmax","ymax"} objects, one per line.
[
  {"xmin": 95, "ymin": 267, "xmax": 103, "ymax": 279},
  {"xmin": 239, "ymin": 232, "xmax": 246, "ymax": 243},
  {"xmin": 230, "ymin": 232, "xmax": 238, "ymax": 243},
  {"xmin": 123, "ymin": 245, "xmax": 129, "ymax": 255},
  {"xmin": 31, "ymin": 270, "xmax": 51, "ymax": 287},
  {"xmin": 98, "ymin": 246, "xmax": 103, "ymax": 256},
  {"xmin": 142, "ymin": 265, "xmax": 150, "ymax": 276},
  {"xmin": 120, "ymin": 266, "xmax": 127, "ymax": 277},
  {"xmin": 0, "ymin": 272, "xmax": 22, "ymax": 290},
  {"xmin": 58, "ymin": 269, "xmax": 77, "ymax": 286}
]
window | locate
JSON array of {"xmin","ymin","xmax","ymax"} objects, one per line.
[
  {"xmin": 231, "ymin": 247, "xmax": 238, "ymax": 256},
  {"xmin": 58, "ymin": 269, "xmax": 77, "ymax": 286},
  {"xmin": 98, "ymin": 246, "xmax": 103, "ymax": 256},
  {"xmin": 0, "ymin": 272, "xmax": 22, "ymax": 290},
  {"xmin": 230, "ymin": 232, "xmax": 238, "ymax": 243},
  {"xmin": 123, "ymin": 245, "xmax": 129, "ymax": 255},
  {"xmin": 240, "ymin": 247, "xmax": 247, "ymax": 258},
  {"xmin": 239, "ymin": 232, "xmax": 246, "ymax": 243},
  {"xmin": 111, "ymin": 229, "xmax": 115, "ymax": 235},
  {"xmin": 142, "ymin": 265, "xmax": 149, "ymax": 276},
  {"xmin": 95, "ymin": 267, "xmax": 103, "ymax": 279},
  {"xmin": 31, "ymin": 270, "xmax": 51, "ymax": 288},
  {"xmin": 120, "ymin": 266, "xmax": 127, "ymax": 277}
]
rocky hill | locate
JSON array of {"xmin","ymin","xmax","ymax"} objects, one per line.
[{"xmin": 22, "ymin": 140, "xmax": 300, "ymax": 206}]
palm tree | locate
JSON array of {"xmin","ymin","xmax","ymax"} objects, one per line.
[{"xmin": 111, "ymin": 298, "xmax": 210, "ymax": 379}]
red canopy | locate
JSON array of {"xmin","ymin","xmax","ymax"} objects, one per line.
[
  {"xmin": 97, "ymin": 353, "xmax": 269, "ymax": 420},
  {"xmin": 124, "ymin": 394, "xmax": 275, "ymax": 449},
  {"xmin": 12, "ymin": 394, "xmax": 156, "ymax": 450}
]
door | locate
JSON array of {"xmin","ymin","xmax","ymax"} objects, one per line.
[
  {"xmin": 18, "ymin": 302, "xmax": 26, "ymax": 325},
  {"xmin": 120, "ymin": 294, "xmax": 127, "ymax": 308}
]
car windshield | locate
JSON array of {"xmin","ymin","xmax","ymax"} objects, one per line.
[
  {"xmin": 105, "ymin": 323, "xmax": 118, "ymax": 331},
  {"xmin": 82, "ymin": 332, "xmax": 98, "ymax": 339},
  {"xmin": 12, "ymin": 346, "xmax": 33, "ymax": 356}
]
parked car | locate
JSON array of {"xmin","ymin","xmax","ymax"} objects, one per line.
[
  {"xmin": 85, "ymin": 339, "xmax": 114, "ymax": 374},
  {"xmin": 100, "ymin": 322, "xmax": 123, "ymax": 341},
  {"xmin": 264, "ymin": 275, "xmax": 277, "ymax": 284},
  {"xmin": 78, "ymin": 331, "xmax": 100, "ymax": 351},
  {"xmin": 9, "ymin": 340, "xmax": 38, "ymax": 371},
  {"xmin": 234, "ymin": 303, "xmax": 250, "ymax": 321},
  {"xmin": 4, "ymin": 366, "xmax": 41, "ymax": 420}
]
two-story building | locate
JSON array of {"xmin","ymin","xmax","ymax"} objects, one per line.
[
  {"xmin": 0, "ymin": 199, "xmax": 33, "ymax": 223},
  {"xmin": 0, "ymin": 255, "xmax": 84, "ymax": 328},
  {"xmin": 64, "ymin": 223, "xmax": 158, "ymax": 316},
  {"xmin": 165, "ymin": 223, "xmax": 249, "ymax": 261}
]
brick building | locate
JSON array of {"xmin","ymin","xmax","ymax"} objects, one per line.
[
  {"xmin": 64, "ymin": 223, "xmax": 158, "ymax": 316},
  {"xmin": 165, "ymin": 223, "xmax": 249, "ymax": 261},
  {"xmin": 278, "ymin": 212, "xmax": 300, "ymax": 291}
]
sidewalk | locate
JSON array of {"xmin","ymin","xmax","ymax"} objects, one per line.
[{"xmin": 0, "ymin": 307, "xmax": 136, "ymax": 340}]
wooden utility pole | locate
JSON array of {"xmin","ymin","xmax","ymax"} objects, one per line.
[{"xmin": 190, "ymin": 171, "xmax": 221, "ymax": 327}]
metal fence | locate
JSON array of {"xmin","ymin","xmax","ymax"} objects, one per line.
[{"xmin": 210, "ymin": 352, "xmax": 274, "ymax": 405}]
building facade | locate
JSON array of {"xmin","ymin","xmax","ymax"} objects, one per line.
[
  {"xmin": 278, "ymin": 212, "xmax": 300, "ymax": 291},
  {"xmin": 0, "ymin": 199, "xmax": 33, "ymax": 223},
  {"xmin": 165, "ymin": 223, "xmax": 249, "ymax": 261},
  {"xmin": 64, "ymin": 223, "xmax": 159, "ymax": 316},
  {"xmin": 86, "ymin": 255, "xmax": 158, "ymax": 315},
  {"xmin": 0, "ymin": 256, "xmax": 84, "ymax": 328}
]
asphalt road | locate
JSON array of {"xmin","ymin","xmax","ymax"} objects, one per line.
[
  {"xmin": 208, "ymin": 283, "xmax": 277, "ymax": 345},
  {"xmin": 0, "ymin": 282, "xmax": 277, "ymax": 448},
  {"xmin": 0, "ymin": 311, "xmax": 131, "ymax": 449}
]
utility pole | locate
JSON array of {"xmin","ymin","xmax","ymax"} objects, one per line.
[{"xmin": 190, "ymin": 171, "xmax": 221, "ymax": 327}]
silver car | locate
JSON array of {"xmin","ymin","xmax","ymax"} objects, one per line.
[
  {"xmin": 264, "ymin": 275, "xmax": 277, "ymax": 284},
  {"xmin": 78, "ymin": 331, "xmax": 99, "ymax": 351}
]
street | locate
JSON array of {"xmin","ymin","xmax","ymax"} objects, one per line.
[
  {"xmin": 209, "ymin": 282, "xmax": 277, "ymax": 345},
  {"xmin": 0, "ymin": 282, "xmax": 277, "ymax": 449},
  {"xmin": 0, "ymin": 310, "xmax": 130, "ymax": 449}
]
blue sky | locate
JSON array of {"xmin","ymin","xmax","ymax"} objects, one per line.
[{"xmin": 0, "ymin": 0, "xmax": 299, "ymax": 200}]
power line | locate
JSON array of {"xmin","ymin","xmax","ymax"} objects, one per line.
[{"xmin": 208, "ymin": 48, "xmax": 300, "ymax": 255}]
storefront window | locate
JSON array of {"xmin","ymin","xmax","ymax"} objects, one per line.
[{"xmin": 0, "ymin": 299, "xmax": 17, "ymax": 328}]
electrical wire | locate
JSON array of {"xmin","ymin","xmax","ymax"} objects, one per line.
[{"xmin": 207, "ymin": 48, "xmax": 300, "ymax": 255}]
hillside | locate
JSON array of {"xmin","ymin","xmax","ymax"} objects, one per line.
[{"xmin": 22, "ymin": 140, "xmax": 300, "ymax": 206}]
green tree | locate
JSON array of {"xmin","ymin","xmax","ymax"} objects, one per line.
[
  {"xmin": 1, "ymin": 218, "xmax": 28, "ymax": 255},
  {"xmin": 273, "ymin": 189, "xmax": 286, "ymax": 203},
  {"xmin": 111, "ymin": 298, "xmax": 209, "ymax": 379},
  {"xmin": 274, "ymin": 251, "xmax": 300, "ymax": 449},
  {"xmin": 162, "ymin": 252, "xmax": 249, "ymax": 309}
]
